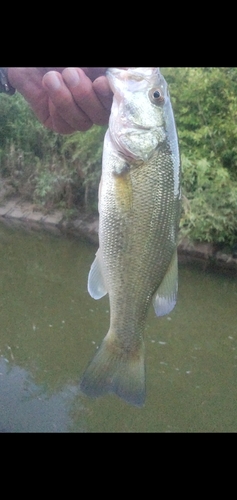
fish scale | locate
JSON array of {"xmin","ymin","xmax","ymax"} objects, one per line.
[{"xmin": 80, "ymin": 68, "xmax": 181, "ymax": 406}]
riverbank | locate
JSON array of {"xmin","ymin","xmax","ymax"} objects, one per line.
[{"xmin": 0, "ymin": 195, "xmax": 237, "ymax": 272}]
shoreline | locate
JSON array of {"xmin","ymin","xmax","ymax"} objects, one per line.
[{"xmin": 1, "ymin": 196, "xmax": 237, "ymax": 273}]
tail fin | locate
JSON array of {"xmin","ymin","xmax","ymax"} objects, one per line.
[{"xmin": 80, "ymin": 336, "xmax": 145, "ymax": 407}]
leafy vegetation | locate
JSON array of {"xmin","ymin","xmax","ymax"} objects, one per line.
[
  {"xmin": 1, "ymin": 67, "xmax": 237, "ymax": 248},
  {"xmin": 162, "ymin": 67, "xmax": 237, "ymax": 248},
  {"xmin": 180, "ymin": 155, "xmax": 237, "ymax": 246}
]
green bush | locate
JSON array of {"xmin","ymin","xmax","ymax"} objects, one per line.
[
  {"xmin": 0, "ymin": 93, "xmax": 105, "ymax": 211},
  {"xmin": 61, "ymin": 125, "xmax": 105, "ymax": 210},
  {"xmin": 162, "ymin": 67, "xmax": 237, "ymax": 181},
  {"xmin": 180, "ymin": 155, "xmax": 237, "ymax": 246}
]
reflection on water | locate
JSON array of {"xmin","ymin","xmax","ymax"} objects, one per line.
[
  {"xmin": 0, "ymin": 220, "xmax": 237, "ymax": 432},
  {"xmin": 0, "ymin": 357, "xmax": 84, "ymax": 432}
]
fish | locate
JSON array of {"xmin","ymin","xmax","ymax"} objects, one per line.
[{"xmin": 80, "ymin": 67, "xmax": 181, "ymax": 407}]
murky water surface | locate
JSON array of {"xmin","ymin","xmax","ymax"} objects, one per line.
[{"xmin": 0, "ymin": 220, "xmax": 236, "ymax": 432}]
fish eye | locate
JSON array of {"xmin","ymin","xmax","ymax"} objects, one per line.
[{"xmin": 149, "ymin": 88, "xmax": 164, "ymax": 105}]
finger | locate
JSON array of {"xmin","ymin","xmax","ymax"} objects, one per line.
[
  {"xmin": 92, "ymin": 76, "xmax": 113, "ymax": 112},
  {"xmin": 61, "ymin": 68, "xmax": 110, "ymax": 126},
  {"xmin": 45, "ymin": 99, "xmax": 76, "ymax": 134},
  {"xmin": 42, "ymin": 71, "xmax": 93, "ymax": 131}
]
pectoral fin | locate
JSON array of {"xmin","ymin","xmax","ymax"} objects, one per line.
[
  {"xmin": 152, "ymin": 250, "xmax": 178, "ymax": 317},
  {"xmin": 87, "ymin": 250, "xmax": 108, "ymax": 300}
]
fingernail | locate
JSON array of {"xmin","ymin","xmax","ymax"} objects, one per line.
[
  {"xmin": 63, "ymin": 68, "xmax": 80, "ymax": 87},
  {"xmin": 44, "ymin": 71, "xmax": 61, "ymax": 91}
]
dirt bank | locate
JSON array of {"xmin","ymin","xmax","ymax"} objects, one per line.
[{"xmin": 1, "ymin": 195, "xmax": 237, "ymax": 272}]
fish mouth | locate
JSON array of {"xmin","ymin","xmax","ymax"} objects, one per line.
[
  {"xmin": 133, "ymin": 124, "xmax": 151, "ymax": 131},
  {"xmin": 120, "ymin": 121, "xmax": 154, "ymax": 133}
]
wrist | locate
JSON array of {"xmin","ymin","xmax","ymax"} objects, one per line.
[{"xmin": 0, "ymin": 68, "xmax": 16, "ymax": 95}]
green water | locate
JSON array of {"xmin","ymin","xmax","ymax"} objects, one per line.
[{"xmin": 0, "ymin": 220, "xmax": 237, "ymax": 432}]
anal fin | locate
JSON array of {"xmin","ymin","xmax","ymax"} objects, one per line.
[
  {"xmin": 152, "ymin": 250, "xmax": 178, "ymax": 317},
  {"xmin": 87, "ymin": 250, "xmax": 108, "ymax": 300}
]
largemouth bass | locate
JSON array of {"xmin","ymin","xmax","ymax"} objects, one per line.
[{"xmin": 80, "ymin": 67, "xmax": 181, "ymax": 407}]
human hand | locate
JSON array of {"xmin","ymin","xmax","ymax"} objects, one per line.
[{"xmin": 7, "ymin": 67, "xmax": 116, "ymax": 134}]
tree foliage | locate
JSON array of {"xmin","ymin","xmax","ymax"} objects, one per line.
[
  {"xmin": 162, "ymin": 67, "xmax": 237, "ymax": 247},
  {"xmin": 180, "ymin": 155, "xmax": 237, "ymax": 246},
  {"xmin": 162, "ymin": 67, "xmax": 237, "ymax": 180}
]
